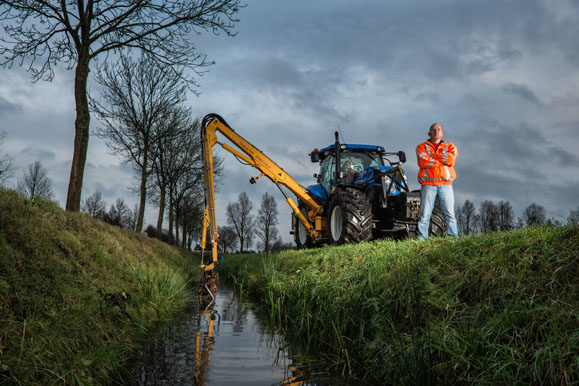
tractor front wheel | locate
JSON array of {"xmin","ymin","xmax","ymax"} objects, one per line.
[
  {"xmin": 328, "ymin": 187, "xmax": 373, "ymax": 245},
  {"xmin": 294, "ymin": 204, "xmax": 313, "ymax": 249}
]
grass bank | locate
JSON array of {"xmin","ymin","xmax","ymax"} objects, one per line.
[
  {"xmin": 0, "ymin": 188, "xmax": 199, "ymax": 385},
  {"xmin": 220, "ymin": 226, "xmax": 578, "ymax": 385}
]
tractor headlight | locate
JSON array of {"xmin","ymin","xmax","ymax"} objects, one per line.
[
  {"xmin": 383, "ymin": 176, "xmax": 397, "ymax": 193},
  {"xmin": 388, "ymin": 178, "xmax": 398, "ymax": 193}
]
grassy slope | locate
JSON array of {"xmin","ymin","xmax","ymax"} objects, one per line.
[
  {"xmin": 0, "ymin": 188, "xmax": 199, "ymax": 385},
  {"xmin": 220, "ymin": 226, "xmax": 578, "ymax": 385}
]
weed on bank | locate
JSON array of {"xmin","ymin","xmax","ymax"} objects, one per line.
[
  {"xmin": 220, "ymin": 226, "xmax": 578, "ymax": 385},
  {"xmin": 0, "ymin": 188, "xmax": 198, "ymax": 385}
]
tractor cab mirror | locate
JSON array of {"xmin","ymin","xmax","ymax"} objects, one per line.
[
  {"xmin": 310, "ymin": 151, "xmax": 320, "ymax": 163},
  {"xmin": 398, "ymin": 151, "xmax": 406, "ymax": 163}
]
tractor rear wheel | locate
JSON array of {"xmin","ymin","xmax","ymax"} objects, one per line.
[
  {"xmin": 429, "ymin": 198, "xmax": 446, "ymax": 237},
  {"xmin": 328, "ymin": 187, "xmax": 373, "ymax": 245}
]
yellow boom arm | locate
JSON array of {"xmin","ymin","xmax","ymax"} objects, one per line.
[{"xmin": 199, "ymin": 114, "xmax": 323, "ymax": 270}]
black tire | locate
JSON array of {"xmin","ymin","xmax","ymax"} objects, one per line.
[
  {"xmin": 293, "ymin": 204, "xmax": 313, "ymax": 249},
  {"xmin": 328, "ymin": 187, "xmax": 373, "ymax": 245},
  {"xmin": 429, "ymin": 198, "xmax": 446, "ymax": 237}
]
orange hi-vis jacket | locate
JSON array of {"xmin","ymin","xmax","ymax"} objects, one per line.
[{"xmin": 415, "ymin": 140, "xmax": 458, "ymax": 185}]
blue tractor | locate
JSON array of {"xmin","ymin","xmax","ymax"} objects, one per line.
[{"xmin": 292, "ymin": 132, "xmax": 445, "ymax": 246}]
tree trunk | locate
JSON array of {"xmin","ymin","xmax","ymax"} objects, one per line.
[
  {"xmin": 66, "ymin": 50, "xmax": 91, "ymax": 212},
  {"xmin": 136, "ymin": 152, "xmax": 148, "ymax": 233},
  {"xmin": 168, "ymin": 194, "xmax": 174, "ymax": 243},
  {"xmin": 182, "ymin": 223, "xmax": 187, "ymax": 249},
  {"xmin": 156, "ymin": 184, "xmax": 166, "ymax": 240},
  {"xmin": 174, "ymin": 204, "xmax": 180, "ymax": 246}
]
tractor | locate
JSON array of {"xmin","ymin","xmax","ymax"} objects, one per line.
[{"xmin": 292, "ymin": 132, "xmax": 445, "ymax": 247}]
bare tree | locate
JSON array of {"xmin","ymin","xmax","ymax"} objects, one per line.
[
  {"xmin": 497, "ymin": 200, "xmax": 515, "ymax": 231},
  {"xmin": 226, "ymin": 192, "xmax": 254, "ymax": 253},
  {"xmin": 568, "ymin": 206, "xmax": 579, "ymax": 225},
  {"xmin": 217, "ymin": 225, "xmax": 238, "ymax": 253},
  {"xmin": 149, "ymin": 112, "xmax": 222, "ymax": 241},
  {"xmin": 0, "ymin": 131, "xmax": 14, "ymax": 185},
  {"xmin": 523, "ymin": 203, "xmax": 546, "ymax": 226},
  {"xmin": 81, "ymin": 191, "xmax": 106, "ymax": 219},
  {"xmin": 175, "ymin": 191, "xmax": 203, "ymax": 249},
  {"xmin": 256, "ymin": 192, "xmax": 279, "ymax": 252},
  {"xmin": 127, "ymin": 203, "xmax": 139, "ymax": 232},
  {"xmin": 457, "ymin": 200, "xmax": 478, "ymax": 235},
  {"xmin": 103, "ymin": 198, "xmax": 132, "ymax": 229},
  {"xmin": 0, "ymin": 0, "xmax": 242, "ymax": 212},
  {"xmin": 479, "ymin": 200, "xmax": 499, "ymax": 233},
  {"xmin": 91, "ymin": 54, "xmax": 187, "ymax": 233},
  {"xmin": 170, "ymin": 168, "xmax": 202, "ymax": 245},
  {"xmin": 149, "ymin": 111, "xmax": 198, "ymax": 239},
  {"xmin": 271, "ymin": 237, "xmax": 293, "ymax": 252},
  {"xmin": 17, "ymin": 160, "xmax": 54, "ymax": 200}
]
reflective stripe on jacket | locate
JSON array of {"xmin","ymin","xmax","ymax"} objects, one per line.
[{"xmin": 415, "ymin": 140, "xmax": 458, "ymax": 185}]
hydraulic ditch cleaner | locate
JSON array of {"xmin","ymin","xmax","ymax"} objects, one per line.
[{"xmin": 198, "ymin": 114, "xmax": 445, "ymax": 300}]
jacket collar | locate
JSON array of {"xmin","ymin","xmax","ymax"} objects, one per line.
[{"xmin": 425, "ymin": 139, "xmax": 444, "ymax": 146}]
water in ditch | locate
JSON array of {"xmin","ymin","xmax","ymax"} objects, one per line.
[{"xmin": 129, "ymin": 286, "xmax": 362, "ymax": 385}]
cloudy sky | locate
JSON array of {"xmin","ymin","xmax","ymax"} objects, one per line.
[{"xmin": 1, "ymin": 0, "xmax": 578, "ymax": 245}]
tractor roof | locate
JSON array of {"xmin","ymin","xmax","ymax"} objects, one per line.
[
  {"xmin": 314, "ymin": 143, "xmax": 384, "ymax": 159},
  {"xmin": 316, "ymin": 143, "xmax": 385, "ymax": 155}
]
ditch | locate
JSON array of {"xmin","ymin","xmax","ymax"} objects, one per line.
[{"xmin": 129, "ymin": 286, "xmax": 362, "ymax": 385}]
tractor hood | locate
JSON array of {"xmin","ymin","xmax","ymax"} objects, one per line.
[{"xmin": 354, "ymin": 165, "xmax": 405, "ymax": 196}]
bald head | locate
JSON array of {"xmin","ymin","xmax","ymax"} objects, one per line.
[{"xmin": 428, "ymin": 122, "xmax": 443, "ymax": 143}]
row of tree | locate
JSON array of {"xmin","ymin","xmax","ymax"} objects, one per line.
[
  {"xmin": 89, "ymin": 53, "xmax": 217, "ymax": 247},
  {"xmin": 0, "ymin": 153, "xmax": 143, "ymax": 232},
  {"xmin": 456, "ymin": 199, "xmax": 579, "ymax": 235},
  {"xmin": 82, "ymin": 191, "xmax": 139, "ymax": 231},
  {"xmin": 217, "ymin": 191, "xmax": 292, "ymax": 253},
  {"xmin": 1, "ymin": 127, "xmax": 205, "ymax": 250},
  {"xmin": 0, "ymin": 53, "xmax": 212, "ymax": 249}
]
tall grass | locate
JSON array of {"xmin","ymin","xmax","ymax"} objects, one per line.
[
  {"xmin": 0, "ymin": 188, "xmax": 199, "ymax": 385},
  {"xmin": 220, "ymin": 226, "xmax": 578, "ymax": 385}
]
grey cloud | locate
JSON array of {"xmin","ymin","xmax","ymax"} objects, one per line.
[
  {"xmin": 259, "ymin": 57, "xmax": 304, "ymax": 87},
  {"xmin": 0, "ymin": 96, "xmax": 22, "ymax": 114},
  {"xmin": 17, "ymin": 146, "xmax": 56, "ymax": 162},
  {"xmin": 415, "ymin": 92, "xmax": 442, "ymax": 104},
  {"xmin": 455, "ymin": 120, "xmax": 577, "ymax": 169},
  {"xmin": 240, "ymin": 57, "xmax": 347, "ymax": 121},
  {"xmin": 502, "ymin": 83, "xmax": 540, "ymax": 104}
]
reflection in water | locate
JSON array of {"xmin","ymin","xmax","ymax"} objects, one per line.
[{"xmin": 131, "ymin": 285, "xmax": 318, "ymax": 385}]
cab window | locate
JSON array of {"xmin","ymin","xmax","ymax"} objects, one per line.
[{"xmin": 319, "ymin": 155, "xmax": 335, "ymax": 194}]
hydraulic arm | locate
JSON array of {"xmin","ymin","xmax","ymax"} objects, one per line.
[{"xmin": 199, "ymin": 114, "xmax": 323, "ymax": 271}]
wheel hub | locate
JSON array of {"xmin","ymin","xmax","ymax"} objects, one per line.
[{"xmin": 330, "ymin": 206, "xmax": 343, "ymax": 241}]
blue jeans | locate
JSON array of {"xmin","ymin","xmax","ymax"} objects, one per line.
[{"xmin": 417, "ymin": 184, "xmax": 458, "ymax": 239}]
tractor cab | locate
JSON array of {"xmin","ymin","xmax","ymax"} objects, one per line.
[
  {"xmin": 316, "ymin": 145, "xmax": 384, "ymax": 194},
  {"xmin": 307, "ymin": 138, "xmax": 408, "ymax": 201}
]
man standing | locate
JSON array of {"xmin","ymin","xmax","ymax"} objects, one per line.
[{"xmin": 415, "ymin": 122, "xmax": 458, "ymax": 238}]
